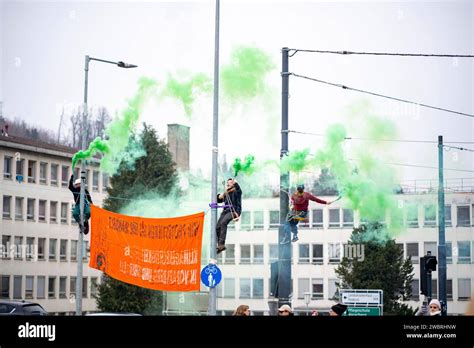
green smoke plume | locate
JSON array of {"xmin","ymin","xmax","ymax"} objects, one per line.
[
  {"xmin": 221, "ymin": 46, "xmax": 275, "ymax": 101},
  {"xmin": 233, "ymin": 154, "xmax": 256, "ymax": 177},
  {"xmin": 163, "ymin": 73, "xmax": 212, "ymax": 117},
  {"xmin": 71, "ymin": 137, "xmax": 110, "ymax": 170},
  {"xmin": 280, "ymin": 149, "xmax": 311, "ymax": 174},
  {"xmin": 71, "ymin": 77, "xmax": 158, "ymax": 173}
]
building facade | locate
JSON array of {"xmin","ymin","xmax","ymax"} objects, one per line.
[
  {"xmin": 0, "ymin": 135, "xmax": 106, "ymax": 314},
  {"xmin": 215, "ymin": 193, "xmax": 474, "ymax": 315}
]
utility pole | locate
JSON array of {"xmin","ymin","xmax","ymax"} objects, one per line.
[
  {"xmin": 208, "ymin": 0, "xmax": 220, "ymax": 316},
  {"xmin": 278, "ymin": 47, "xmax": 291, "ymax": 308},
  {"xmin": 438, "ymin": 135, "xmax": 447, "ymax": 315}
]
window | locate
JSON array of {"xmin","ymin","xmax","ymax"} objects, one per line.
[
  {"xmin": 424, "ymin": 205, "xmax": 436, "ymax": 226},
  {"xmin": 14, "ymin": 236, "xmax": 23, "ymax": 259},
  {"xmin": 2, "ymin": 235, "xmax": 11, "ymax": 258},
  {"xmin": 240, "ymin": 278, "xmax": 251, "ymax": 299},
  {"xmin": 328, "ymin": 243, "xmax": 341, "ymax": 263},
  {"xmin": 240, "ymin": 245, "xmax": 250, "ymax": 264},
  {"xmin": 252, "ymin": 279, "xmax": 264, "ymax": 299},
  {"xmin": 410, "ymin": 280, "xmax": 419, "ymax": 300},
  {"xmin": 406, "ymin": 204, "xmax": 418, "ymax": 227},
  {"xmin": 61, "ymin": 202, "xmax": 68, "ymax": 224},
  {"xmin": 27, "ymin": 160, "xmax": 36, "ymax": 183},
  {"xmin": 61, "ymin": 166, "xmax": 69, "ymax": 187},
  {"xmin": 458, "ymin": 241, "xmax": 471, "ymax": 264},
  {"xmin": 240, "ymin": 211, "xmax": 251, "ymax": 230},
  {"xmin": 312, "ymin": 209, "xmax": 323, "ymax": 227},
  {"xmin": 298, "ymin": 278, "xmax": 310, "ymax": 299},
  {"xmin": 92, "ymin": 171, "xmax": 99, "ymax": 192},
  {"xmin": 37, "ymin": 238, "xmax": 45, "ymax": 260},
  {"xmin": 253, "ymin": 245, "xmax": 264, "ymax": 264},
  {"xmin": 329, "ymin": 209, "xmax": 340, "ymax": 228},
  {"xmin": 38, "ymin": 200, "xmax": 46, "ymax": 222},
  {"xmin": 424, "ymin": 242, "xmax": 437, "ymax": 257},
  {"xmin": 311, "ymin": 279, "xmax": 324, "ymax": 299},
  {"xmin": 298, "ymin": 244, "xmax": 310, "ymax": 264},
  {"xmin": 328, "ymin": 279, "xmax": 338, "ymax": 300},
  {"xmin": 48, "ymin": 277, "xmax": 56, "ymax": 299},
  {"xmin": 2, "ymin": 195, "xmax": 11, "ymax": 219},
  {"xmin": 13, "ymin": 276, "xmax": 22, "ymax": 299},
  {"xmin": 458, "ymin": 279, "xmax": 471, "ymax": 301},
  {"xmin": 70, "ymin": 277, "xmax": 76, "ymax": 297},
  {"xmin": 312, "ymin": 244, "xmax": 323, "ymax": 264},
  {"xmin": 50, "ymin": 201, "xmax": 57, "ymax": 223},
  {"xmin": 223, "ymin": 244, "xmax": 235, "ymax": 264},
  {"xmin": 27, "ymin": 198, "xmax": 35, "ymax": 221},
  {"xmin": 457, "ymin": 206, "xmax": 470, "ymax": 226},
  {"xmin": 269, "ymin": 244, "xmax": 278, "ymax": 262},
  {"xmin": 3, "ymin": 156, "xmax": 12, "ymax": 179},
  {"xmin": 269, "ymin": 210, "xmax": 279, "ymax": 229},
  {"xmin": 71, "ymin": 240, "xmax": 77, "ymax": 261},
  {"xmin": 407, "ymin": 243, "xmax": 419, "ymax": 264},
  {"xmin": 445, "ymin": 205, "xmax": 452, "ymax": 226},
  {"xmin": 253, "ymin": 211, "xmax": 264, "ymax": 230},
  {"xmin": 37, "ymin": 276, "xmax": 45, "ymax": 299},
  {"xmin": 1, "ymin": 276, "xmax": 10, "ymax": 298},
  {"xmin": 74, "ymin": 167, "xmax": 80, "ymax": 180},
  {"xmin": 15, "ymin": 197, "xmax": 23, "ymax": 220},
  {"xmin": 431, "ymin": 279, "xmax": 438, "ymax": 299},
  {"xmin": 59, "ymin": 277, "xmax": 67, "ymax": 299},
  {"xmin": 16, "ymin": 159, "xmax": 24, "ymax": 177},
  {"xmin": 91, "ymin": 277, "xmax": 98, "ymax": 297},
  {"xmin": 102, "ymin": 173, "xmax": 109, "ymax": 189},
  {"xmin": 49, "ymin": 239, "xmax": 57, "ymax": 261},
  {"xmin": 25, "ymin": 276, "xmax": 34, "ymax": 299},
  {"xmin": 60, "ymin": 239, "xmax": 67, "ymax": 261},
  {"xmin": 26, "ymin": 237, "xmax": 34, "ymax": 260},
  {"xmin": 223, "ymin": 278, "xmax": 235, "ymax": 298},
  {"xmin": 82, "ymin": 277, "xmax": 88, "ymax": 297},
  {"xmin": 343, "ymin": 209, "xmax": 354, "ymax": 227},
  {"xmin": 83, "ymin": 241, "xmax": 89, "ymax": 261},
  {"xmin": 447, "ymin": 279, "xmax": 453, "ymax": 300},
  {"xmin": 446, "ymin": 242, "xmax": 452, "ymax": 264},
  {"xmin": 50, "ymin": 164, "xmax": 58, "ymax": 185},
  {"xmin": 39, "ymin": 162, "xmax": 47, "ymax": 184}
]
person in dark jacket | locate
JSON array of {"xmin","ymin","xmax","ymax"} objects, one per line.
[
  {"xmin": 216, "ymin": 178, "xmax": 242, "ymax": 254},
  {"xmin": 280, "ymin": 184, "xmax": 331, "ymax": 244},
  {"xmin": 69, "ymin": 174, "xmax": 93, "ymax": 234},
  {"xmin": 329, "ymin": 303, "xmax": 348, "ymax": 316}
]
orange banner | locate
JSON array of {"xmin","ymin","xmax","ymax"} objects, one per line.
[{"xmin": 89, "ymin": 205, "xmax": 204, "ymax": 292}]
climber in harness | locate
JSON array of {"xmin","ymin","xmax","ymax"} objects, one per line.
[
  {"xmin": 215, "ymin": 178, "xmax": 242, "ymax": 254},
  {"xmin": 280, "ymin": 184, "xmax": 331, "ymax": 244},
  {"xmin": 69, "ymin": 174, "xmax": 93, "ymax": 235}
]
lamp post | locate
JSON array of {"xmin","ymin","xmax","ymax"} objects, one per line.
[
  {"xmin": 76, "ymin": 55, "xmax": 137, "ymax": 315},
  {"xmin": 304, "ymin": 292, "xmax": 311, "ymax": 316}
]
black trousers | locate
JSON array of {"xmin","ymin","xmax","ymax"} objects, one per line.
[{"xmin": 216, "ymin": 211, "xmax": 234, "ymax": 246}]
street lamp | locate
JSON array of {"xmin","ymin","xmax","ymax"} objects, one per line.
[
  {"xmin": 304, "ymin": 292, "xmax": 311, "ymax": 316},
  {"xmin": 76, "ymin": 55, "xmax": 137, "ymax": 315}
]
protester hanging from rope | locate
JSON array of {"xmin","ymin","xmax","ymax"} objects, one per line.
[
  {"xmin": 69, "ymin": 174, "xmax": 93, "ymax": 235},
  {"xmin": 280, "ymin": 183, "xmax": 332, "ymax": 244},
  {"xmin": 216, "ymin": 178, "xmax": 242, "ymax": 254}
]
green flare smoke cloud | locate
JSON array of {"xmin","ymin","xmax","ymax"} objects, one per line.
[{"xmin": 232, "ymin": 155, "xmax": 256, "ymax": 177}]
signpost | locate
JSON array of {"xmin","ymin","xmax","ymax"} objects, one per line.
[
  {"xmin": 344, "ymin": 307, "xmax": 381, "ymax": 316},
  {"xmin": 340, "ymin": 289, "xmax": 383, "ymax": 316}
]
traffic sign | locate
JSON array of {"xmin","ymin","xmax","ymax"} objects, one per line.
[
  {"xmin": 344, "ymin": 307, "xmax": 381, "ymax": 316},
  {"xmin": 341, "ymin": 290, "xmax": 382, "ymax": 305},
  {"xmin": 200, "ymin": 264, "xmax": 222, "ymax": 288}
]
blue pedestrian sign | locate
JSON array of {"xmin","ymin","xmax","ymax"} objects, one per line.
[{"xmin": 201, "ymin": 264, "xmax": 222, "ymax": 288}]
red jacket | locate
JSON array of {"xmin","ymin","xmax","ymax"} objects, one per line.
[{"xmin": 291, "ymin": 192, "xmax": 327, "ymax": 211}]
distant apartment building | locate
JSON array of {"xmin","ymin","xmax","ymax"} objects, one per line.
[{"xmin": 0, "ymin": 134, "xmax": 107, "ymax": 314}]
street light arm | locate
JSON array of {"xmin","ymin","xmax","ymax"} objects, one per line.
[{"xmin": 89, "ymin": 56, "xmax": 138, "ymax": 68}]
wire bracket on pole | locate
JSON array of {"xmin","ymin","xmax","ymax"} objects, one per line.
[{"xmin": 212, "ymin": 146, "xmax": 218, "ymax": 153}]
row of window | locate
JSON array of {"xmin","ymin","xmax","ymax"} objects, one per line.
[
  {"xmin": 2, "ymin": 196, "xmax": 79, "ymax": 225},
  {"xmin": 0, "ymin": 275, "xmax": 98, "ymax": 301},
  {"xmin": 216, "ymin": 241, "xmax": 474, "ymax": 265},
  {"xmin": 1, "ymin": 235, "xmax": 88, "ymax": 262},
  {"xmin": 236, "ymin": 204, "xmax": 474, "ymax": 230},
  {"xmin": 215, "ymin": 277, "xmax": 472, "ymax": 302},
  {"xmin": 2, "ymin": 156, "xmax": 108, "ymax": 192}
]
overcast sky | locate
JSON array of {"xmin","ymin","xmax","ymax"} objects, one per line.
[{"xmin": 1, "ymin": 0, "xmax": 473, "ymax": 184}]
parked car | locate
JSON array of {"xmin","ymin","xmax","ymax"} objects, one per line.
[{"xmin": 0, "ymin": 300, "xmax": 48, "ymax": 316}]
